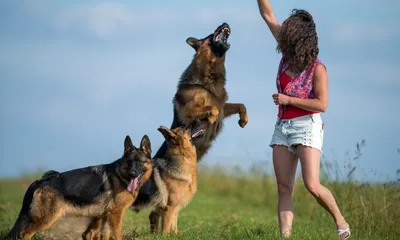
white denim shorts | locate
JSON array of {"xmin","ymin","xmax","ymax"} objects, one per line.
[{"xmin": 269, "ymin": 113, "xmax": 324, "ymax": 154}]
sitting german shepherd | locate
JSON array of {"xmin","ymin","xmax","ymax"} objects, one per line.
[
  {"xmin": 153, "ymin": 22, "xmax": 249, "ymax": 162},
  {"xmin": 5, "ymin": 135, "xmax": 153, "ymax": 240},
  {"xmin": 83, "ymin": 122, "xmax": 205, "ymax": 236}
]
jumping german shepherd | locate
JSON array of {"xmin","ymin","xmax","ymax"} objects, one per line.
[
  {"xmin": 83, "ymin": 121, "xmax": 205, "ymax": 236},
  {"xmin": 5, "ymin": 135, "xmax": 153, "ymax": 240},
  {"xmin": 153, "ymin": 22, "xmax": 248, "ymax": 161}
]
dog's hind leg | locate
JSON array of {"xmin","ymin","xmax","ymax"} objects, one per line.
[
  {"xmin": 19, "ymin": 210, "xmax": 63, "ymax": 239},
  {"xmin": 223, "ymin": 103, "xmax": 248, "ymax": 128},
  {"xmin": 178, "ymin": 103, "xmax": 219, "ymax": 124},
  {"xmin": 175, "ymin": 91, "xmax": 219, "ymax": 124},
  {"xmin": 21, "ymin": 187, "xmax": 65, "ymax": 239},
  {"xmin": 149, "ymin": 210, "xmax": 161, "ymax": 233},
  {"xmin": 6, "ymin": 184, "xmax": 63, "ymax": 239}
]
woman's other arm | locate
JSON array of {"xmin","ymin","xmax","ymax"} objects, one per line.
[{"xmin": 272, "ymin": 65, "xmax": 329, "ymax": 112}]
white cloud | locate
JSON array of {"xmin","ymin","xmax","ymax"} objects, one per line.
[{"xmin": 333, "ymin": 22, "xmax": 398, "ymax": 43}]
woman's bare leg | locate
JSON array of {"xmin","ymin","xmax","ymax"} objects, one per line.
[
  {"xmin": 296, "ymin": 145, "xmax": 350, "ymax": 238},
  {"xmin": 272, "ymin": 145, "xmax": 298, "ymax": 237}
]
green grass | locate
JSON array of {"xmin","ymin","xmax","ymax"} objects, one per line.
[{"xmin": 0, "ymin": 165, "xmax": 399, "ymax": 240}]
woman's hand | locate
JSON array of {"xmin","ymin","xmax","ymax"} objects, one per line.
[{"xmin": 272, "ymin": 93, "xmax": 292, "ymax": 105}]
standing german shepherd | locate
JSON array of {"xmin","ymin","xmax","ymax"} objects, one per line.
[
  {"xmin": 153, "ymin": 22, "xmax": 248, "ymax": 161},
  {"xmin": 84, "ymin": 121, "xmax": 205, "ymax": 236},
  {"xmin": 5, "ymin": 135, "xmax": 153, "ymax": 240}
]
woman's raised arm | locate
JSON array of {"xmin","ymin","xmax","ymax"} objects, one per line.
[{"xmin": 256, "ymin": 0, "xmax": 280, "ymax": 41}]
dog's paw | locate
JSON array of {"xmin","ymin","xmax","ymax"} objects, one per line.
[
  {"xmin": 210, "ymin": 106, "xmax": 219, "ymax": 117},
  {"xmin": 238, "ymin": 105, "xmax": 248, "ymax": 128},
  {"xmin": 208, "ymin": 115, "xmax": 218, "ymax": 124},
  {"xmin": 238, "ymin": 113, "xmax": 248, "ymax": 128},
  {"xmin": 238, "ymin": 119, "xmax": 247, "ymax": 128},
  {"xmin": 207, "ymin": 106, "xmax": 219, "ymax": 124}
]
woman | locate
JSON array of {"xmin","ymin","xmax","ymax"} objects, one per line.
[{"xmin": 256, "ymin": 0, "xmax": 350, "ymax": 239}]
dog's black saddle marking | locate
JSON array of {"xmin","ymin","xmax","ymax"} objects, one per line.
[{"xmin": 46, "ymin": 165, "xmax": 108, "ymax": 205}]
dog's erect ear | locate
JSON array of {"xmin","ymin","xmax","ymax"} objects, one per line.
[
  {"xmin": 124, "ymin": 135, "xmax": 136, "ymax": 153},
  {"xmin": 139, "ymin": 135, "xmax": 152, "ymax": 158},
  {"xmin": 158, "ymin": 126, "xmax": 177, "ymax": 143},
  {"xmin": 186, "ymin": 37, "xmax": 200, "ymax": 51}
]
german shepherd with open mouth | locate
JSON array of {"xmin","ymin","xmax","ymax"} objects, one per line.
[
  {"xmin": 5, "ymin": 135, "xmax": 153, "ymax": 240},
  {"xmin": 84, "ymin": 121, "xmax": 204, "ymax": 236},
  {"xmin": 153, "ymin": 22, "xmax": 249, "ymax": 161}
]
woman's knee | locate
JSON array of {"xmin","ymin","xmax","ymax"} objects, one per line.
[
  {"xmin": 277, "ymin": 183, "xmax": 294, "ymax": 197},
  {"xmin": 304, "ymin": 181, "xmax": 321, "ymax": 197}
]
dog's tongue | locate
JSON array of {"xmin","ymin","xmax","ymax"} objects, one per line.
[{"xmin": 127, "ymin": 177, "xmax": 139, "ymax": 192}]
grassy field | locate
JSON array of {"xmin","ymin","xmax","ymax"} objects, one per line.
[{"xmin": 0, "ymin": 163, "xmax": 399, "ymax": 240}]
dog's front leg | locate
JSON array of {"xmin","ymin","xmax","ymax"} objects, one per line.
[
  {"xmin": 149, "ymin": 210, "xmax": 161, "ymax": 233},
  {"xmin": 223, "ymin": 103, "xmax": 248, "ymax": 128},
  {"xmin": 170, "ymin": 208, "xmax": 180, "ymax": 234},
  {"xmin": 82, "ymin": 217, "xmax": 101, "ymax": 240},
  {"xmin": 161, "ymin": 206, "xmax": 176, "ymax": 234},
  {"xmin": 108, "ymin": 210, "xmax": 123, "ymax": 240},
  {"xmin": 82, "ymin": 215, "xmax": 109, "ymax": 240},
  {"xmin": 98, "ymin": 214, "xmax": 110, "ymax": 240}
]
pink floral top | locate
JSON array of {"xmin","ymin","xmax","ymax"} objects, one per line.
[{"xmin": 276, "ymin": 57, "xmax": 325, "ymax": 119}]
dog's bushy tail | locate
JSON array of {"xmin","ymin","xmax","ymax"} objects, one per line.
[
  {"xmin": 5, "ymin": 178, "xmax": 43, "ymax": 240},
  {"xmin": 4, "ymin": 211, "xmax": 29, "ymax": 240}
]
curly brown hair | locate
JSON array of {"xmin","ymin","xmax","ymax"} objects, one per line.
[{"xmin": 277, "ymin": 9, "xmax": 319, "ymax": 73}]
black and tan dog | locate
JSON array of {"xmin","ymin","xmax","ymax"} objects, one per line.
[
  {"xmin": 84, "ymin": 122, "xmax": 204, "ymax": 236},
  {"xmin": 153, "ymin": 22, "xmax": 248, "ymax": 161},
  {"xmin": 5, "ymin": 135, "xmax": 153, "ymax": 240}
]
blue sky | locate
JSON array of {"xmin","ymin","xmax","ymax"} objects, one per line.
[{"xmin": 0, "ymin": 0, "xmax": 399, "ymax": 182}]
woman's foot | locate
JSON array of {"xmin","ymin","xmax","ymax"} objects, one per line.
[
  {"xmin": 337, "ymin": 222, "xmax": 350, "ymax": 239},
  {"xmin": 281, "ymin": 228, "xmax": 292, "ymax": 238}
]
